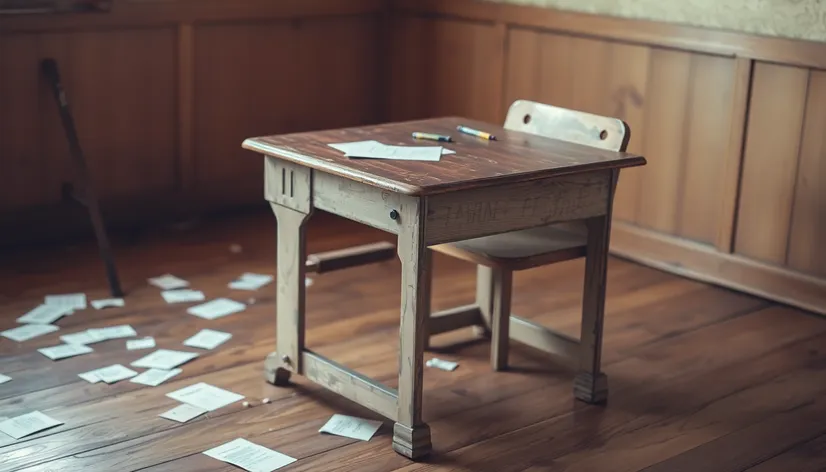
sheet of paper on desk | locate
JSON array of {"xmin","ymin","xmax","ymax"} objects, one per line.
[
  {"xmin": 1, "ymin": 324, "xmax": 59, "ymax": 342},
  {"xmin": 204, "ymin": 438, "xmax": 296, "ymax": 472},
  {"xmin": 0, "ymin": 411, "xmax": 63, "ymax": 440},
  {"xmin": 319, "ymin": 414, "xmax": 382, "ymax": 441},
  {"xmin": 328, "ymin": 141, "xmax": 444, "ymax": 162}
]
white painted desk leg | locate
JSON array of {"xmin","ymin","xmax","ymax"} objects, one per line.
[
  {"xmin": 393, "ymin": 199, "xmax": 432, "ymax": 459},
  {"xmin": 265, "ymin": 203, "xmax": 310, "ymax": 386},
  {"xmin": 473, "ymin": 265, "xmax": 494, "ymax": 338},
  {"xmin": 575, "ymin": 170, "xmax": 617, "ymax": 404}
]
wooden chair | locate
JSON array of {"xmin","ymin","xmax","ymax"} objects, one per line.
[{"xmin": 427, "ymin": 100, "xmax": 630, "ymax": 404}]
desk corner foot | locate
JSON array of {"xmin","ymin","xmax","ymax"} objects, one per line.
[
  {"xmin": 574, "ymin": 371, "xmax": 608, "ymax": 404},
  {"xmin": 264, "ymin": 352, "xmax": 293, "ymax": 386},
  {"xmin": 392, "ymin": 422, "xmax": 432, "ymax": 460}
]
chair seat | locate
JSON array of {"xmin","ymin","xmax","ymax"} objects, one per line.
[{"xmin": 431, "ymin": 223, "xmax": 587, "ymax": 271}]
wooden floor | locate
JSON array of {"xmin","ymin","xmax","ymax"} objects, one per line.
[{"xmin": 1, "ymin": 211, "xmax": 825, "ymax": 472}]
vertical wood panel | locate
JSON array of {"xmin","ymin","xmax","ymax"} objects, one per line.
[
  {"xmin": 178, "ymin": 23, "xmax": 195, "ymax": 190},
  {"xmin": 195, "ymin": 16, "xmax": 381, "ymax": 197},
  {"xmin": 503, "ymin": 28, "xmax": 540, "ymax": 109},
  {"xmin": 677, "ymin": 54, "xmax": 737, "ymax": 244},
  {"xmin": 636, "ymin": 48, "xmax": 692, "ymax": 234},
  {"xmin": 787, "ymin": 70, "xmax": 826, "ymax": 277},
  {"xmin": 735, "ymin": 63, "xmax": 809, "ymax": 264}
]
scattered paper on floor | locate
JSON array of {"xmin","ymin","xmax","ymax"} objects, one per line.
[
  {"xmin": 17, "ymin": 304, "xmax": 73, "ymax": 325},
  {"xmin": 131, "ymin": 368, "xmax": 182, "ymax": 387},
  {"xmin": 37, "ymin": 343, "xmax": 93, "ymax": 360},
  {"xmin": 203, "ymin": 438, "xmax": 296, "ymax": 472},
  {"xmin": 183, "ymin": 329, "xmax": 232, "ymax": 350},
  {"xmin": 0, "ymin": 374, "xmax": 11, "ymax": 384},
  {"xmin": 90, "ymin": 298, "xmax": 125, "ymax": 310},
  {"xmin": 81, "ymin": 364, "xmax": 137, "ymax": 384},
  {"xmin": 1, "ymin": 324, "xmax": 59, "ymax": 342},
  {"xmin": 60, "ymin": 330, "xmax": 106, "ymax": 345},
  {"xmin": 89, "ymin": 325, "xmax": 137, "ymax": 340},
  {"xmin": 78, "ymin": 371, "xmax": 101, "ymax": 383},
  {"xmin": 187, "ymin": 298, "xmax": 246, "ymax": 320},
  {"xmin": 126, "ymin": 337, "xmax": 156, "ymax": 350},
  {"xmin": 148, "ymin": 274, "xmax": 189, "ymax": 290},
  {"xmin": 426, "ymin": 358, "xmax": 459, "ymax": 371},
  {"xmin": 44, "ymin": 293, "xmax": 87, "ymax": 313},
  {"xmin": 161, "ymin": 289, "xmax": 205, "ymax": 304},
  {"xmin": 228, "ymin": 273, "xmax": 274, "ymax": 291},
  {"xmin": 319, "ymin": 414, "xmax": 382, "ymax": 441},
  {"xmin": 166, "ymin": 382, "xmax": 244, "ymax": 411},
  {"xmin": 131, "ymin": 349, "xmax": 199, "ymax": 370},
  {"xmin": 159, "ymin": 403, "xmax": 207, "ymax": 423},
  {"xmin": 0, "ymin": 411, "xmax": 64, "ymax": 440}
]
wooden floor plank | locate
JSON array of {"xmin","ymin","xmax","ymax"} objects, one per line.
[
  {"xmin": 0, "ymin": 211, "xmax": 822, "ymax": 472},
  {"xmin": 745, "ymin": 433, "xmax": 826, "ymax": 472}
]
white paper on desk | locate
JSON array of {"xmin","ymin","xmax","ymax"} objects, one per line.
[
  {"xmin": 328, "ymin": 140, "xmax": 443, "ymax": 162},
  {"xmin": 17, "ymin": 304, "xmax": 73, "ymax": 325},
  {"xmin": 91, "ymin": 298, "xmax": 125, "ymax": 310},
  {"xmin": 228, "ymin": 273, "xmax": 274, "ymax": 291},
  {"xmin": 426, "ymin": 357, "xmax": 459, "ymax": 371},
  {"xmin": 126, "ymin": 337, "xmax": 156, "ymax": 350},
  {"xmin": 0, "ymin": 374, "xmax": 11, "ymax": 385},
  {"xmin": 1, "ymin": 324, "xmax": 59, "ymax": 342},
  {"xmin": 87, "ymin": 364, "xmax": 138, "ymax": 384},
  {"xmin": 89, "ymin": 324, "xmax": 137, "ymax": 340},
  {"xmin": 187, "ymin": 298, "xmax": 246, "ymax": 320},
  {"xmin": 319, "ymin": 414, "xmax": 382, "ymax": 441},
  {"xmin": 166, "ymin": 382, "xmax": 244, "ymax": 411},
  {"xmin": 148, "ymin": 274, "xmax": 189, "ymax": 290},
  {"xmin": 184, "ymin": 329, "xmax": 232, "ymax": 350},
  {"xmin": 131, "ymin": 349, "xmax": 199, "ymax": 370},
  {"xmin": 204, "ymin": 438, "xmax": 296, "ymax": 472},
  {"xmin": 0, "ymin": 411, "xmax": 63, "ymax": 440},
  {"xmin": 159, "ymin": 403, "xmax": 207, "ymax": 423},
  {"xmin": 38, "ymin": 343, "xmax": 93, "ymax": 360},
  {"xmin": 131, "ymin": 368, "xmax": 182, "ymax": 387},
  {"xmin": 44, "ymin": 293, "xmax": 87, "ymax": 313},
  {"xmin": 161, "ymin": 289, "xmax": 205, "ymax": 304},
  {"xmin": 61, "ymin": 330, "xmax": 106, "ymax": 345}
]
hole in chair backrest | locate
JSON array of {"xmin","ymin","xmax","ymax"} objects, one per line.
[
  {"xmin": 599, "ymin": 130, "xmax": 608, "ymax": 140},
  {"xmin": 523, "ymin": 114, "xmax": 531, "ymax": 124}
]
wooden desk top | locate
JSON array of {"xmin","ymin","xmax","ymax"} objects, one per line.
[{"xmin": 243, "ymin": 117, "xmax": 645, "ymax": 196}]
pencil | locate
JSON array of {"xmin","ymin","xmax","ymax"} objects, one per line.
[
  {"xmin": 456, "ymin": 125, "xmax": 496, "ymax": 140},
  {"xmin": 412, "ymin": 132, "xmax": 452, "ymax": 142}
]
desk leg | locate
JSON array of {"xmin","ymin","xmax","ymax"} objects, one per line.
[
  {"xmin": 393, "ymin": 201, "xmax": 432, "ymax": 459},
  {"xmin": 265, "ymin": 203, "xmax": 310, "ymax": 386},
  {"xmin": 575, "ymin": 214, "xmax": 610, "ymax": 404}
]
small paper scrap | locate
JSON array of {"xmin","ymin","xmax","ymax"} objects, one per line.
[
  {"xmin": 89, "ymin": 325, "xmax": 137, "ymax": 340},
  {"xmin": 81, "ymin": 364, "xmax": 137, "ymax": 384},
  {"xmin": 78, "ymin": 371, "xmax": 101, "ymax": 384},
  {"xmin": 426, "ymin": 358, "xmax": 458, "ymax": 371},
  {"xmin": 319, "ymin": 414, "xmax": 382, "ymax": 441},
  {"xmin": 328, "ymin": 140, "xmax": 443, "ymax": 162},
  {"xmin": 60, "ymin": 330, "xmax": 106, "ymax": 345},
  {"xmin": 183, "ymin": 329, "xmax": 232, "ymax": 350},
  {"xmin": 148, "ymin": 274, "xmax": 189, "ymax": 290},
  {"xmin": 91, "ymin": 298, "xmax": 125, "ymax": 310},
  {"xmin": 130, "ymin": 368, "xmax": 182, "ymax": 387},
  {"xmin": 132, "ymin": 349, "xmax": 199, "ymax": 370},
  {"xmin": 228, "ymin": 273, "xmax": 274, "ymax": 291},
  {"xmin": 161, "ymin": 289, "xmax": 205, "ymax": 304},
  {"xmin": 0, "ymin": 411, "xmax": 63, "ymax": 440},
  {"xmin": 166, "ymin": 382, "xmax": 244, "ymax": 412},
  {"xmin": 38, "ymin": 343, "xmax": 93, "ymax": 361},
  {"xmin": 0, "ymin": 374, "xmax": 11, "ymax": 385},
  {"xmin": 159, "ymin": 403, "xmax": 207, "ymax": 423},
  {"xmin": 44, "ymin": 293, "xmax": 87, "ymax": 312},
  {"xmin": 187, "ymin": 298, "xmax": 246, "ymax": 320},
  {"xmin": 204, "ymin": 438, "xmax": 296, "ymax": 472},
  {"xmin": 126, "ymin": 337, "xmax": 156, "ymax": 350},
  {"xmin": 1, "ymin": 324, "xmax": 59, "ymax": 342},
  {"xmin": 17, "ymin": 304, "xmax": 73, "ymax": 325}
]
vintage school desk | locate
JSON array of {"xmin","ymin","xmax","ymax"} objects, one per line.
[{"xmin": 242, "ymin": 116, "xmax": 645, "ymax": 459}]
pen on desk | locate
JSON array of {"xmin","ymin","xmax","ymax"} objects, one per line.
[
  {"xmin": 456, "ymin": 125, "xmax": 496, "ymax": 140},
  {"xmin": 412, "ymin": 132, "xmax": 452, "ymax": 142}
]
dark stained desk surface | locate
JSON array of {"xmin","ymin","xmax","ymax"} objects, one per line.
[{"xmin": 243, "ymin": 116, "xmax": 645, "ymax": 196}]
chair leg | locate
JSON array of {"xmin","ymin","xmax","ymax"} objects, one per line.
[
  {"xmin": 473, "ymin": 265, "xmax": 494, "ymax": 338},
  {"xmin": 575, "ymin": 215, "xmax": 611, "ymax": 404},
  {"xmin": 490, "ymin": 268, "xmax": 512, "ymax": 371}
]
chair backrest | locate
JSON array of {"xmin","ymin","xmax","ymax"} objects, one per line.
[{"xmin": 503, "ymin": 100, "xmax": 630, "ymax": 152}]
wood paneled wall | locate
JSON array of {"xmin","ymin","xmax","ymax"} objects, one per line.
[
  {"xmin": 390, "ymin": 1, "xmax": 826, "ymax": 315},
  {"xmin": 0, "ymin": 0, "xmax": 385, "ymax": 243}
]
